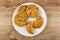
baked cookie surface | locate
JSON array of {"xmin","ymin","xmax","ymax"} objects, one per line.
[
  {"xmin": 18, "ymin": 5, "xmax": 28, "ymax": 18},
  {"xmin": 26, "ymin": 4, "xmax": 39, "ymax": 18},
  {"xmin": 14, "ymin": 13, "xmax": 27, "ymax": 27}
]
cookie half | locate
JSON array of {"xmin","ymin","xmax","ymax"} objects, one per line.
[
  {"xmin": 26, "ymin": 21, "xmax": 34, "ymax": 34},
  {"xmin": 33, "ymin": 16, "xmax": 43, "ymax": 28}
]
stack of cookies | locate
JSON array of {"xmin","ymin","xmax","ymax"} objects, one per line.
[{"xmin": 14, "ymin": 4, "xmax": 43, "ymax": 34}]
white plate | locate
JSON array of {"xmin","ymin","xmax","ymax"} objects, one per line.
[{"xmin": 12, "ymin": 3, "xmax": 47, "ymax": 37}]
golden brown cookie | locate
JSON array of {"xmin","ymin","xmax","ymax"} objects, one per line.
[
  {"xmin": 14, "ymin": 13, "xmax": 27, "ymax": 27},
  {"xmin": 18, "ymin": 5, "xmax": 28, "ymax": 18},
  {"xmin": 33, "ymin": 16, "xmax": 43, "ymax": 28},
  {"xmin": 26, "ymin": 4, "xmax": 39, "ymax": 18},
  {"xmin": 26, "ymin": 22, "xmax": 34, "ymax": 34},
  {"xmin": 18, "ymin": 5, "xmax": 27, "ymax": 13}
]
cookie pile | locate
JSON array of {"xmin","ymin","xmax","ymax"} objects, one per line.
[{"xmin": 14, "ymin": 4, "xmax": 43, "ymax": 34}]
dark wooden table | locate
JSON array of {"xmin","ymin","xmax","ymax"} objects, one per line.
[{"xmin": 0, "ymin": 0, "xmax": 60, "ymax": 40}]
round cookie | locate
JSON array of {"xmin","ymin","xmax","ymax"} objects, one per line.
[
  {"xmin": 18, "ymin": 5, "xmax": 28, "ymax": 18},
  {"xmin": 18, "ymin": 5, "xmax": 27, "ymax": 13},
  {"xmin": 26, "ymin": 4, "xmax": 39, "ymax": 18},
  {"xmin": 14, "ymin": 13, "xmax": 27, "ymax": 27}
]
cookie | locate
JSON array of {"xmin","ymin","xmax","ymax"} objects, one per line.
[
  {"xmin": 33, "ymin": 16, "xmax": 43, "ymax": 28},
  {"xmin": 26, "ymin": 21, "xmax": 34, "ymax": 34},
  {"xmin": 18, "ymin": 5, "xmax": 27, "ymax": 13},
  {"xmin": 26, "ymin": 4, "xmax": 39, "ymax": 18},
  {"xmin": 14, "ymin": 13, "xmax": 27, "ymax": 27},
  {"xmin": 18, "ymin": 5, "xmax": 28, "ymax": 18}
]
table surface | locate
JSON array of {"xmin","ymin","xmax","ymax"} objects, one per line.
[{"xmin": 0, "ymin": 0, "xmax": 60, "ymax": 40}]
